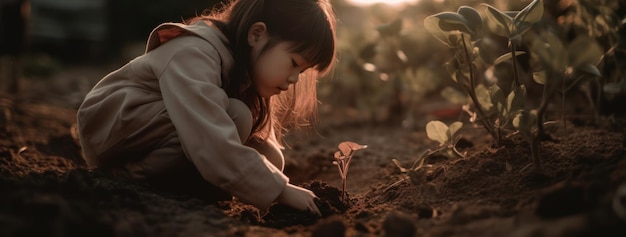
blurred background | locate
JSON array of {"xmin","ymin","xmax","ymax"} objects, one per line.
[{"xmin": 1, "ymin": 0, "xmax": 625, "ymax": 128}]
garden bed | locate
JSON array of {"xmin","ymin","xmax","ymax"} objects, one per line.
[{"xmin": 1, "ymin": 98, "xmax": 625, "ymax": 236}]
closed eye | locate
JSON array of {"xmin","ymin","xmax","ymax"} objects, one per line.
[{"xmin": 292, "ymin": 57, "xmax": 309, "ymax": 73}]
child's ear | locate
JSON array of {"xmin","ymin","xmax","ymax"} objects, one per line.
[{"xmin": 248, "ymin": 22, "xmax": 268, "ymax": 46}]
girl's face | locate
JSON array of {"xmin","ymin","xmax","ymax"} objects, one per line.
[{"xmin": 248, "ymin": 23, "xmax": 311, "ymax": 98}]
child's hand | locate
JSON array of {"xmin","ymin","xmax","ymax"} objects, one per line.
[{"xmin": 277, "ymin": 183, "xmax": 321, "ymax": 215}]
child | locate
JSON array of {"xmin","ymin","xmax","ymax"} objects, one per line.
[{"xmin": 76, "ymin": 0, "xmax": 336, "ymax": 215}]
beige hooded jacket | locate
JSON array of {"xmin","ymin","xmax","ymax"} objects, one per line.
[{"xmin": 76, "ymin": 21, "xmax": 288, "ymax": 210}]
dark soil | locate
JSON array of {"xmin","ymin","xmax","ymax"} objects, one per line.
[{"xmin": 1, "ymin": 72, "xmax": 626, "ymax": 236}]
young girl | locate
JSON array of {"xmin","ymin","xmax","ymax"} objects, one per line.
[{"xmin": 76, "ymin": 0, "xmax": 336, "ymax": 215}]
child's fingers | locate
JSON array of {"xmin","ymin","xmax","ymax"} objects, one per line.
[
  {"xmin": 310, "ymin": 200, "xmax": 321, "ymax": 216},
  {"xmin": 310, "ymin": 206, "xmax": 321, "ymax": 216}
]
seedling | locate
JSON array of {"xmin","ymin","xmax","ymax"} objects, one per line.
[
  {"xmin": 424, "ymin": 5, "xmax": 500, "ymax": 143},
  {"xmin": 392, "ymin": 121, "xmax": 464, "ymax": 188},
  {"xmin": 391, "ymin": 147, "xmax": 444, "ymax": 199},
  {"xmin": 530, "ymin": 32, "xmax": 603, "ymax": 138},
  {"xmin": 425, "ymin": 120, "xmax": 465, "ymax": 158},
  {"xmin": 483, "ymin": 0, "xmax": 544, "ymax": 88},
  {"xmin": 391, "ymin": 149, "xmax": 435, "ymax": 189},
  {"xmin": 332, "ymin": 141, "xmax": 367, "ymax": 203},
  {"xmin": 512, "ymin": 109, "xmax": 540, "ymax": 170}
]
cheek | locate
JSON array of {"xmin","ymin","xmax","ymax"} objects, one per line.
[
  {"xmin": 253, "ymin": 55, "xmax": 286, "ymax": 84},
  {"xmin": 252, "ymin": 61, "xmax": 273, "ymax": 84}
]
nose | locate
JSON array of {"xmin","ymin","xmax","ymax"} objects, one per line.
[{"xmin": 287, "ymin": 73, "xmax": 299, "ymax": 84}]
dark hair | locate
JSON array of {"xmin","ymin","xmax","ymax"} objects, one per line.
[{"xmin": 187, "ymin": 0, "xmax": 337, "ymax": 142}]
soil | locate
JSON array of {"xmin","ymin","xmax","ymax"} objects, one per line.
[{"xmin": 1, "ymin": 67, "xmax": 626, "ymax": 237}]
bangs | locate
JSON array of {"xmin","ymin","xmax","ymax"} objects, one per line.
[
  {"xmin": 264, "ymin": 0, "xmax": 336, "ymax": 75},
  {"xmin": 289, "ymin": 21, "xmax": 335, "ymax": 75}
]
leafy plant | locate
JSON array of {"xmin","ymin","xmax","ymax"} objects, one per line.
[
  {"xmin": 557, "ymin": 0, "xmax": 625, "ymax": 113},
  {"xmin": 423, "ymin": 0, "xmax": 548, "ymax": 148},
  {"xmin": 425, "ymin": 120, "xmax": 465, "ymax": 158},
  {"xmin": 530, "ymin": 32, "xmax": 604, "ymax": 137},
  {"xmin": 391, "ymin": 149, "xmax": 435, "ymax": 191},
  {"xmin": 332, "ymin": 141, "xmax": 367, "ymax": 203},
  {"xmin": 483, "ymin": 0, "xmax": 544, "ymax": 88},
  {"xmin": 391, "ymin": 120, "xmax": 464, "ymax": 190},
  {"xmin": 424, "ymin": 5, "xmax": 503, "ymax": 143}
]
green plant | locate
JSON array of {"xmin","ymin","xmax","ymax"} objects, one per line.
[
  {"xmin": 423, "ymin": 0, "xmax": 547, "ymax": 148},
  {"xmin": 530, "ymin": 33, "xmax": 604, "ymax": 137},
  {"xmin": 425, "ymin": 120, "xmax": 465, "ymax": 158},
  {"xmin": 422, "ymin": 0, "xmax": 566, "ymax": 172},
  {"xmin": 557, "ymin": 0, "xmax": 625, "ymax": 113},
  {"xmin": 483, "ymin": 0, "xmax": 544, "ymax": 89},
  {"xmin": 332, "ymin": 141, "xmax": 367, "ymax": 203},
  {"xmin": 391, "ymin": 120, "xmax": 463, "ymax": 189},
  {"xmin": 424, "ymin": 5, "xmax": 502, "ymax": 143},
  {"xmin": 391, "ymin": 149, "xmax": 434, "ymax": 190}
]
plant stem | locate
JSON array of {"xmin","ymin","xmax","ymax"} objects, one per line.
[
  {"xmin": 536, "ymin": 99, "xmax": 547, "ymax": 138},
  {"xmin": 536, "ymin": 71, "xmax": 561, "ymax": 139},
  {"xmin": 511, "ymin": 43, "xmax": 522, "ymax": 89},
  {"xmin": 342, "ymin": 176, "xmax": 347, "ymax": 203},
  {"xmin": 452, "ymin": 146, "xmax": 465, "ymax": 158},
  {"xmin": 530, "ymin": 136, "xmax": 541, "ymax": 171},
  {"xmin": 461, "ymin": 34, "xmax": 476, "ymax": 89},
  {"xmin": 461, "ymin": 34, "xmax": 499, "ymax": 144}
]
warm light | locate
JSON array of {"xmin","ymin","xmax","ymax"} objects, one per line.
[{"xmin": 345, "ymin": 0, "xmax": 419, "ymax": 6}]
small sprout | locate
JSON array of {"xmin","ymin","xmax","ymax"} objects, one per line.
[
  {"xmin": 425, "ymin": 120, "xmax": 465, "ymax": 158},
  {"xmin": 393, "ymin": 157, "xmax": 432, "ymax": 187},
  {"xmin": 392, "ymin": 121, "xmax": 465, "ymax": 191},
  {"xmin": 333, "ymin": 141, "xmax": 367, "ymax": 203},
  {"xmin": 391, "ymin": 149, "xmax": 437, "ymax": 197}
]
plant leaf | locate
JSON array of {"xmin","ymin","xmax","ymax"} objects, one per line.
[
  {"xmin": 457, "ymin": 6, "xmax": 483, "ymax": 38},
  {"xmin": 424, "ymin": 15, "xmax": 455, "ymax": 48},
  {"xmin": 334, "ymin": 151, "xmax": 344, "ymax": 160},
  {"xmin": 488, "ymin": 84, "xmax": 505, "ymax": 115},
  {"xmin": 514, "ymin": 21, "xmax": 534, "ymax": 36},
  {"xmin": 576, "ymin": 64, "xmax": 602, "ymax": 77},
  {"xmin": 493, "ymin": 51, "xmax": 527, "ymax": 65},
  {"xmin": 504, "ymin": 11, "xmax": 518, "ymax": 18},
  {"xmin": 533, "ymin": 71, "xmax": 546, "ymax": 85},
  {"xmin": 507, "ymin": 85, "xmax": 526, "ymax": 117},
  {"xmin": 444, "ymin": 60, "xmax": 460, "ymax": 82},
  {"xmin": 433, "ymin": 12, "xmax": 473, "ymax": 35},
  {"xmin": 531, "ymin": 32, "xmax": 567, "ymax": 72},
  {"xmin": 515, "ymin": 0, "xmax": 544, "ymax": 25},
  {"xmin": 568, "ymin": 36, "xmax": 603, "ymax": 68},
  {"xmin": 448, "ymin": 121, "xmax": 463, "ymax": 138},
  {"xmin": 512, "ymin": 110, "xmax": 537, "ymax": 141},
  {"xmin": 426, "ymin": 120, "xmax": 450, "ymax": 144},
  {"xmin": 338, "ymin": 141, "xmax": 367, "ymax": 157},
  {"xmin": 483, "ymin": 4, "xmax": 513, "ymax": 37},
  {"xmin": 475, "ymin": 84, "xmax": 494, "ymax": 112}
]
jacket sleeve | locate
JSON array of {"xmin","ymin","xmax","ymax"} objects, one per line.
[{"xmin": 152, "ymin": 41, "xmax": 288, "ymax": 210}]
